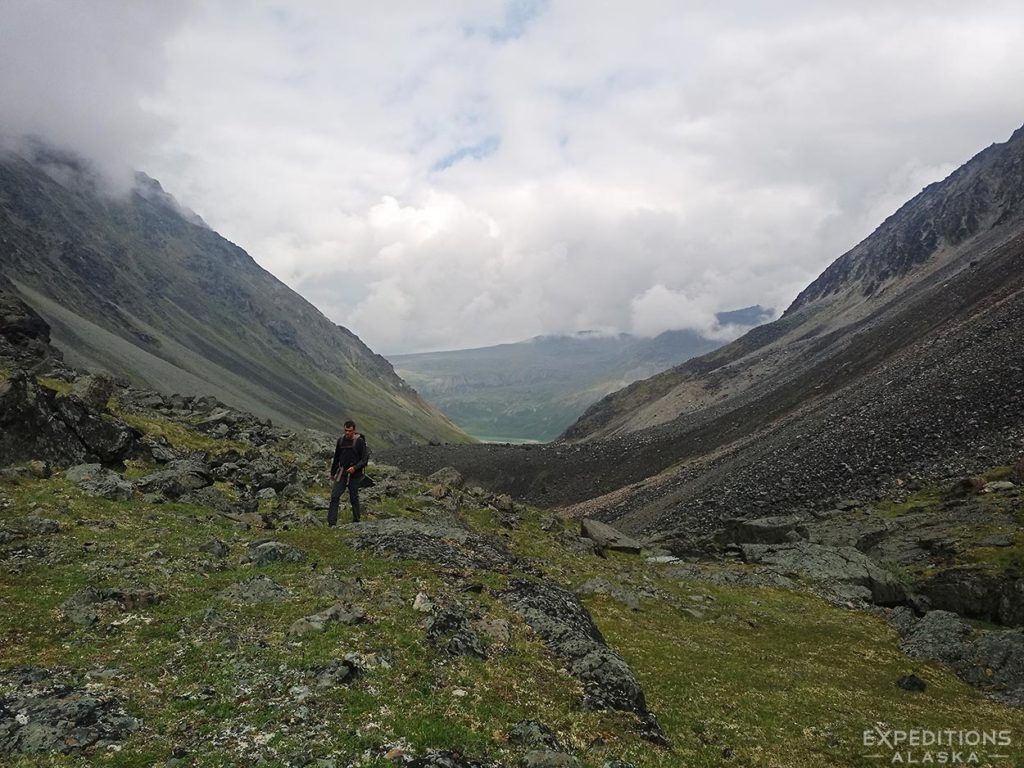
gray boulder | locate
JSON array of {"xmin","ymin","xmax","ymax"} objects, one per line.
[
  {"xmin": 0, "ymin": 668, "xmax": 140, "ymax": 755},
  {"xmin": 521, "ymin": 751, "xmax": 580, "ymax": 768},
  {"xmin": 723, "ymin": 514, "xmax": 809, "ymax": 545},
  {"xmin": 501, "ymin": 578, "xmax": 666, "ymax": 744},
  {"xmin": 509, "ymin": 720, "xmax": 561, "ymax": 750},
  {"xmin": 428, "ymin": 466, "xmax": 465, "ymax": 489},
  {"xmin": 741, "ymin": 542, "xmax": 906, "ymax": 605},
  {"xmin": 918, "ymin": 567, "xmax": 1024, "ymax": 627},
  {"xmin": 70, "ymin": 374, "xmax": 116, "ymax": 411},
  {"xmin": 425, "ymin": 604, "xmax": 487, "ymax": 658},
  {"xmin": 0, "ymin": 280, "xmax": 58, "ymax": 367},
  {"xmin": 900, "ymin": 610, "xmax": 975, "ymax": 665},
  {"xmin": 0, "ymin": 372, "xmax": 139, "ymax": 468},
  {"xmin": 348, "ymin": 518, "xmax": 521, "ymax": 572},
  {"xmin": 134, "ymin": 460, "xmax": 212, "ymax": 499},
  {"xmin": 575, "ymin": 578, "xmax": 641, "ymax": 611},
  {"xmin": 65, "ymin": 464, "xmax": 133, "ymax": 501},
  {"xmin": 288, "ymin": 603, "xmax": 366, "ymax": 637},
  {"xmin": 897, "ymin": 611, "xmax": 1024, "ymax": 705},
  {"xmin": 580, "ymin": 519, "xmax": 643, "ymax": 554},
  {"xmin": 245, "ymin": 540, "xmax": 305, "ymax": 566},
  {"xmin": 218, "ymin": 575, "xmax": 290, "ymax": 603}
]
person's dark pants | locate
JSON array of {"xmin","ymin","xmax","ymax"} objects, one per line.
[{"xmin": 328, "ymin": 473, "xmax": 360, "ymax": 525}]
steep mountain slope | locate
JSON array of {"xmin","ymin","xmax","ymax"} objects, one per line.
[
  {"xmin": 382, "ymin": 124, "xmax": 1024, "ymax": 537},
  {"xmin": 0, "ymin": 147, "xmax": 468, "ymax": 445},
  {"xmin": 390, "ymin": 323, "xmax": 754, "ymax": 442}
]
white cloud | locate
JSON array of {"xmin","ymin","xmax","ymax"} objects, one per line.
[
  {"xmin": 0, "ymin": 0, "xmax": 187, "ymax": 190},
  {"xmin": 4, "ymin": 1, "xmax": 1024, "ymax": 351}
]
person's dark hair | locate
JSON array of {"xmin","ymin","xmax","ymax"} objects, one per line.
[{"xmin": 344, "ymin": 420, "xmax": 356, "ymax": 429}]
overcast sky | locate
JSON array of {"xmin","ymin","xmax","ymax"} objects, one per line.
[{"xmin": 3, "ymin": 1, "xmax": 1024, "ymax": 353}]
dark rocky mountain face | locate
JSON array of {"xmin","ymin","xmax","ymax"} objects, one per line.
[
  {"xmin": 0, "ymin": 147, "xmax": 468, "ymax": 445},
  {"xmin": 382, "ymin": 124, "xmax": 1024, "ymax": 539}
]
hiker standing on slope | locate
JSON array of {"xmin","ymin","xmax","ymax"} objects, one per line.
[{"xmin": 327, "ymin": 420, "xmax": 368, "ymax": 525}]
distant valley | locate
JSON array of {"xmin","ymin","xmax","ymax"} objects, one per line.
[{"xmin": 390, "ymin": 306, "xmax": 771, "ymax": 442}]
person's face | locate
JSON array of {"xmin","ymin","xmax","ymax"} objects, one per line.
[{"xmin": 344, "ymin": 425, "xmax": 356, "ymax": 439}]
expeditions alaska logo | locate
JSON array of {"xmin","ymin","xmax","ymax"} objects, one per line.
[{"xmin": 863, "ymin": 726, "xmax": 1013, "ymax": 764}]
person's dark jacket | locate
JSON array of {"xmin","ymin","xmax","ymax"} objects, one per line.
[{"xmin": 331, "ymin": 433, "xmax": 368, "ymax": 478}]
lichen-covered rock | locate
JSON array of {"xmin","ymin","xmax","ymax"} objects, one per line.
[
  {"xmin": 65, "ymin": 464, "xmax": 133, "ymax": 501},
  {"xmin": 288, "ymin": 603, "xmax": 366, "ymax": 637},
  {"xmin": 348, "ymin": 518, "xmax": 521, "ymax": 572},
  {"xmin": 134, "ymin": 459, "xmax": 212, "ymax": 499},
  {"xmin": 580, "ymin": 519, "xmax": 642, "ymax": 554},
  {"xmin": 428, "ymin": 466, "xmax": 465, "ymax": 489},
  {"xmin": 218, "ymin": 575, "xmax": 290, "ymax": 604},
  {"xmin": 0, "ymin": 372, "xmax": 139, "ymax": 468},
  {"xmin": 70, "ymin": 374, "xmax": 116, "ymax": 411},
  {"xmin": 520, "ymin": 751, "xmax": 580, "ymax": 768},
  {"xmin": 0, "ymin": 667, "xmax": 140, "ymax": 755},
  {"xmin": 425, "ymin": 604, "xmax": 487, "ymax": 659},
  {"xmin": 501, "ymin": 578, "xmax": 667, "ymax": 744},
  {"xmin": 508, "ymin": 720, "xmax": 561, "ymax": 750},
  {"xmin": 575, "ymin": 578, "xmax": 641, "ymax": 611},
  {"xmin": 244, "ymin": 540, "xmax": 305, "ymax": 566},
  {"xmin": 741, "ymin": 542, "xmax": 906, "ymax": 605}
]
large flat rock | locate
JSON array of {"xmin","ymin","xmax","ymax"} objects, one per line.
[{"xmin": 580, "ymin": 519, "xmax": 642, "ymax": 554}]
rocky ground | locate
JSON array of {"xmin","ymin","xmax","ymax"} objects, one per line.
[
  {"xmin": 383, "ymin": 233, "xmax": 1024, "ymax": 545},
  {"xmin": 6, "ymin": 292, "xmax": 1024, "ymax": 765},
  {"xmin": 4, "ymin": 304, "xmax": 1024, "ymax": 766}
]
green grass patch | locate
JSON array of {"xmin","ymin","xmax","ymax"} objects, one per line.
[
  {"xmin": 116, "ymin": 412, "xmax": 247, "ymax": 455},
  {"xmin": 5, "ymin": 450, "xmax": 1024, "ymax": 766},
  {"xmin": 36, "ymin": 376, "xmax": 72, "ymax": 396}
]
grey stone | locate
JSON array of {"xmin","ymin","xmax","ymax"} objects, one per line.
[
  {"xmin": 0, "ymin": 668, "xmax": 140, "ymax": 755},
  {"xmin": 313, "ymin": 576, "xmax": 366, "ymax": 602},
  {"xmin": 520, "ymin": 751, "xmax": 580, "ymax": 768},
  {"xmin": 65, "ymin": 464, "xmax": 133, "ymax": 501},
  {"xmin": 348, "ymin": 518, "xmax": 521, "ymax": 572},
  {"xmin": 0, "ymin": 372, "xmax": 140, "ymax": 469},
  {"xmin": 288, "ymin": 603, "xmax": 366, "ymax": 637},
  {"xmin": 199, "ymin": 538, "xmax": 229, "ymax": 558},
  {"xmin": 741, "ymin": 542, "xmax": 906, "ymax": 605},
  {"xmin": 580, "ymin": 519, "xmax": 643, "ymax": 554},
  {"xmin": 896, "ymin": 674, "xmax": 927, "ymax": 692},
  {"xmin": 428, "ymin": 466, "xmax": 465, "ymax": 489},
  {"xmin": 425, "ymin": 604, "xmax": 487, "ymax": 659},
  {"xmin": 983, "ymin": 481, "xmax": 1016, "ymax": 493},
  {"xmin": 492, "ymin": 493, "xmax": 515, "ymax": 512},
  {"xmin": 9, "ymin": 515, "xmax": 61, "ymax": 535},
  {"xmin": 508, "ymin": 720, "xmax": 560, "ymax": 750},
  {"xmin": 135, "ymin": 460, "xmax": 212, "ymax": 499},
  {"xmin": 575, "ymin": 578, "xmax": 641, "ymax": 611},
  {"xmin": 314, "ymin": 658, "xmax": 359, "ymax": 689},
  {"xmin": 408, "ymin": 752, "xmax": 492, "ymax": 767},
  {"xmin": 61, "ymin": 587, "xmax": 101, "ymax": 627},
  {"xmin": 245, "ymin": 540, "xmax": 305, "ymax": 566},
  {"xmin": 218, "ymin": 575, "xmax": 290, "ymax": 603},
  {"xmin": 501, "ymin": 578, "xmax": 666, "ymax": 744},
  {"xmin": 901, "ymin": 611, "xmax": 974, "ymax": 664},
  {"xmin": 474, "ymin": 617, "xmax": 511, "ymax": 645},
  {"xmin": 71, "ymin": 375, "xmax": 116, "ymax": 411},
  {"xmin": 978, "ymin": 534, "xmax": 1016, "ymax": 548},
  {"xmin": 726, "ymin": 514, "xmax": 809, "ymax": 545}
]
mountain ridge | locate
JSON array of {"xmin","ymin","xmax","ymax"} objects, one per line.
[
  {"xmin": 0, "ymin": 147, "xmax": 468, "ymax": 445},
  {"xmin": 381, "ymin": 123, "xmax": 1024, "ymax": 541}
]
